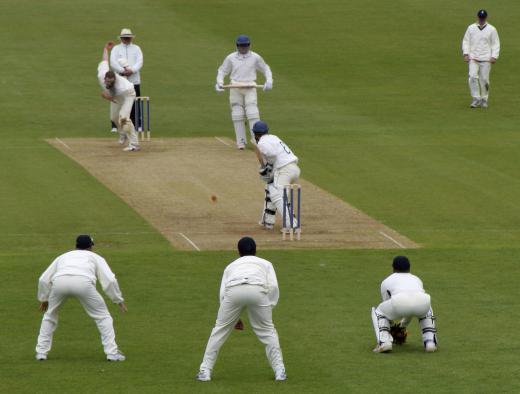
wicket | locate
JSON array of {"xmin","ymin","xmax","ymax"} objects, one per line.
[
  {"xmin": 135, "ymin": 96, "xmax": 151, "ymax": 141},
  {"xmin": 282, "ymin": 184, "xmax": 301, "ymax": 241}
]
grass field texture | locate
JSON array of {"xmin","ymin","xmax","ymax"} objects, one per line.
[{"xmin": 1, "ymin": 0, "xmax": 520, "ymax": 392}]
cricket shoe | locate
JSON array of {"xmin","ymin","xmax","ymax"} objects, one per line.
[
  {"xmin": 259, "ymin": 221, "xmax": 274, "ymax": 230},
  {"xmin": 111, "ymin": 127, "xmax": 118, "ymax": 133},
  {"xmin": 107, "ymin": 351, "xmax": 126, "ymax": 361},
  {"xmin": 424, "ymin": 340, "xmax": 437, "ymax": 353},
  {"xmin": 373, "ymin": 342, "xmax": 392, "ymax": 353},
  {"xmin": 35, "ymin": 353, "xmax": 47, "ymax": 361},
  {"xmin": 275, "ymin": 369, "xmax": 287, "ymax": 381},
  {"xmin": 196, "ymin": 369, "xmax": 211, "ymax": 381},
  {"xmin": 470, "ymin": 98, "xmax": 481, "ymax": 108},
  {"xmin": 480, "ymin": 99, "xmax": 488, "ymax": 108},
  {"xmin": 123, "ymin": 145, "xmax": 140, "ymax": 152},
  {"xmin": 118, "ymin": 134, "xmax": 127, "ymax": 144},
  {"xmin": 237, "ymin": 143, "xmax": 246, "ymax": 150}
]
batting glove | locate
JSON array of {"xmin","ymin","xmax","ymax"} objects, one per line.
[
  {"xmin": 215, "ymin": 83, "xmax": 225, "ymax": 92},
  {"xmin": 263, "ymin": 80, "xmax": 273, "ymax": 91}
]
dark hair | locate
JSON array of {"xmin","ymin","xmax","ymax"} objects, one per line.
[
  {"xmin": 105, "ymin": 71, "xmax": 116, "ymax": 79},
  {"xmin": 76, "ymin": 235, "xmax": 94, "ymax": 250},
  {"xmin": 238, "ymin": 237, "xmax": 256, "ymax": 256},
  {"xmin": 392, "ymin": 256, "xmax": 410, "ymax": 272}
]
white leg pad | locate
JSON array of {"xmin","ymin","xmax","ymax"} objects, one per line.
[{"xmin": 371, "ymin": 307, "xmax": 392, "ymax": 344}]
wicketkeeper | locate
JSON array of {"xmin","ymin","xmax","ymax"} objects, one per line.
[
  {"xmin": 35, "ymin": 235, "xmax": 126, "ymax": 361},
  {"xmin": 215, "ymin": 35, "xmax": 273, "ymax": 149},
  {"xmin": 98, "ymin": 41, "xmax": 140, "ymax": 151},
  {"xmin": 253, "ymin": 121, "xmax": 300, "ymax": 230},
  {"xmin": 462, "ymin": 9, "xmax": 500, "ymax": 108},
  {"xmin": 371, "ymin": 256, "xmax": 438, "ymax": 353},
  {"xmin": 196, "ymin": 237, "xmax": 286, "ymax": 382}
]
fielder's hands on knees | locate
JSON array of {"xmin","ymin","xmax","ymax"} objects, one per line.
[
  {"xmin": 118, "ymin": 302, "xmax": 128, "ymax": 312},
  {"xmin": 263, "ymin": 80, "xmax": 273, "ymax": 91},
  {"xmin": 234, "ymin": 319, "xmax": 244, "ymax": 330},
  {"xmin": 215, "ymin": 83, "xmax": 225, "ymax": 92},
  {"xmin": 101, "ymin": 91, "xmax": 117, "ymax": 103},
  {"xmin": 39, "ymin": 302, "xmax": 49, "ymax": 312}
]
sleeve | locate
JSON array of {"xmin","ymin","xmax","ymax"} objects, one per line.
[
  {"xmin": 130, "ymin": 46, "xmax": 144, "ymax": 73},
  {"xmin": 219, "ymin": 268, "xmax": 228, "ymax": 303},
  {"xmin": 37, "ymin": 258, "xmax": 59, "ymax": 302},
  {"xmin": 109, "ymin": 47, "xmax": 125, "ymax": 74},
  {"xmin": 97, "ymin": 61, "xmax": 110, "ymax": 88},
  {"xmin": 266, "ymin": 263, "xmax": 279, "ymax": 307},
  {"xmin": 380, "ymin": 279, "xmax": 390, "ymax": 301},
  {"xmin": 462, "ymin": 26, "xmax": 471, "ymax": 55},
  {"xmin": 95, "ymin": 256, "xmax": 124, "ymax": 303},
  {"xmin": 216, "ymin": 56, "xmax": 232, "ymax": 85},
  {"xmin": 491, "ymin": 28, "xmax": 500, "ymax": 59},
  {"xmin": 255, "ymin": 54, "xmax": 273, "ymax": 83}
]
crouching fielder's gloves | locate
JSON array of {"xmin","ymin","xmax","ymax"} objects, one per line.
[
  {"xmin": 215, "ymin": 83, "xmax": 225, "ymax": 92},
  {"xmin": 259, "ymin": 163, "xmax": 273, "ymax": 183},
  {"xmin": 390, "ymin": 324, "xmax": 407, "ymax": 345},
  {"xmin": 263, "ymin": 80, "xmax": 273, "ymax": 91}
]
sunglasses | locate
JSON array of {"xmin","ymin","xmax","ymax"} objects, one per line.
[{"xmin": 237, "ymin": 43, "xmax": 250, "ymax": 47}]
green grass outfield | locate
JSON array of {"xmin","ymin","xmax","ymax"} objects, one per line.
[{"xmin": 2, "ymin": 0, "xmax": 520, "ymax": 392}]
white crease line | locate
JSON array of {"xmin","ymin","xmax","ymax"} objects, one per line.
[
  {"xmin": 178, "ymin": 232, "xmax": 201, "ymax": 251},
  {"xmin": 215, "ymin": 137, "xmax": 232, "ymax": 147},
  {"xmin": 55, "ymin": 138, "xmax": 72, "ymax": 150},
  {"xmin": 379, "ymin": 231, "xmax": 406, "ymax": 249}
]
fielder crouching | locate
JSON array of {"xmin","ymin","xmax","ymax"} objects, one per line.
[{"xmin": 371, "ymin": 256, "xmax": 438, "ymax": 353}]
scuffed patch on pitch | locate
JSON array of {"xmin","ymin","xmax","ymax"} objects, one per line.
[{"xmin": 47, "ymin": 137, "xmax": 418, "ymax": 251}]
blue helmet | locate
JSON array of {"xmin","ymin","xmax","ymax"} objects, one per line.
[
  {"xmin": 236, "ymin": 35, "xmax": 251, "ymax": 46},
  {"xmin": 252, "ymin": 121, "xmax": 269, "ymax": 134},
  {"xmin": 477, "ymin": 9, "xmax": 487, "ymax": 18}
]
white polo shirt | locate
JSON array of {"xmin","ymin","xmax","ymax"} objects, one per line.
[
  {"xmin": 257, "ymin": 134, "xmax": 298, "ymax": 169},
  {"xmin": 217, "ymin": 50, "xmax": 273, "ymax": 84},
  {"xmin": 97, "ymin": 61, "xmax": 135, "ymax": 97},
  {"xmin": 380, "ymin": 273, "xmax": 425, "ymax": 301}
]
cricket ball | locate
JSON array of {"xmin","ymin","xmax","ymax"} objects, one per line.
[{"xmin": 211, "ymin": 195, "xmax": 217, "ymax": 203}]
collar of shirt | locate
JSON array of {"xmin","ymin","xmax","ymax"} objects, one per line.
[
  {"xmin": 477, "ymin": 23, "xmax": 488, "ymax": 30},
  {"xmin": 235, "ymin": 51, "xmax": 252, "ymax": 59}
]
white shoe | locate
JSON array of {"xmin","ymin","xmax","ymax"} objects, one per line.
[
  {"xmin": 373, "ymin": 342, "xmax": 392, "ymax": 353},
  {"xmin": 138, "ymin": 127, "xmax": 143, "ymax": 132},
  {"xmin": 111, "ymin": 127, "xmax": 118, "ymax": 133},
  {"xmin": 237, "ymin": 144, "xmax": 246, "ymax": 150},
  {"xmin": 123, "ymin": 145, "xmax": 140, "ymax": 152},
  {"xmin": 259, "ymin": 220, "xmax": 274, "ymax": 230},
  {"xmin": 107, "ymin": 351, "xmax": 126, "ymax": 361},
  {"xmin": 196, "ymin": 369, "xmax": 211, "ymax": 381},
  {"xmin": 275, "ymin": 369, "xmax": 287, "ymax": 381},
  {"xmin": 480, "ymin": 99, "xmax": 488, "ymax": 108},
  {"xmin": 118, "ymin": 134, "xmax": 127, "ymax": 145},
  {"xmin": 470, "ymin": 98, "xmax": 481, "ymax": 108},
  {"xmin": 425, "ymin": 340, "xmax": 437, "ymax": 353},
  {"xmin": 36, "ymin": 353, "xmax": 47, "ymax": 361}
]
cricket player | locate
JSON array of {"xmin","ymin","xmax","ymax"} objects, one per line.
[
  {"xmin": 371, "ymin": 256, "xmax": 438, "ymax": 353},
  {"xmin": 215, "ymin": 35, "xmax": 273, "ymax": 149},
  {"xmin": 462, "ymin": 9, "xmax": 500, "ymax": 108},
  {"xmin": 196, "ymin": 237, "xmax": 286, "ymax": 382},
  {"xmin": 110, "ymin": 28, "xmax": 144, "ymax": 131},
  {"xmin": 35, "ymin": 235, "xmax": 126, "ymax": 361},
  {"xmin": 253, "ymin": 121, "xmax": 300, "ymax": 230},
  {"xmin": 98, "ymin": 41, "xmax": 140, "ymax": 151}
]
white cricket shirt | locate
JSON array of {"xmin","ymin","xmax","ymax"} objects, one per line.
[
  {"xmin": 110, "ymin": 42, "xmax": 144, "ymax": 85},
  {"xmin": 217, "ymin": 50, "xmax": 273, "ymax": 84},
  {"xmin": 257, "ymin": 134, "xmax": 298, "ymax": 169},
  {"xmin": 97, "ymin": 61, "xmax": 135, "ymax": 97},
  {"xmin": 220, "ymin": 255, "xmax": 279, "ymax": 307},
  {"xmin": 380, "ymin": 273, "xmax": 425, "ymax": 301},
  {"xmin": 462, "ymin": 23, "xmax": 500, "ymax": 61},
  {"xmin": 38, "ymin": 250, "xmax": 124, "ymax": 304}
]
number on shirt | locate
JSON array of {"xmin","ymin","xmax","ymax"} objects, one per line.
[{"xmin": 279, "ymin": 141, "xmax": 292, "ymax": 155}]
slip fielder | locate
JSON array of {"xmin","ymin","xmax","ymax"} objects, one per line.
[
  {"xmin": 35, "ymin": 235, "xmax": 126, "ymax": 361},
  {"xmin": 215, "ymin": 35, "xmax": 273, "ymax": 150},
  {"xmin": 371, "ymin": 256, "xmax": 438, "ymax": 353},
  {"xmin": 196, "ymin": 237, "xmax": 286, "ymax": 382},
  {"xmin": 462, "ymin": 9, "xmax": 500, "ymax": 108},
  {"xmin": 97, "ymin": 41, "xmax": 140, "ymax": 151}
]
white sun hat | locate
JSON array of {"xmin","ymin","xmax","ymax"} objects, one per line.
[{"xmin": 119, "ymin": 28, "xmax": 135, "ymax": 38}]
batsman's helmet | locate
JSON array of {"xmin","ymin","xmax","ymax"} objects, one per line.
[
  {"xmin": 236, "ymin": 35, "xmax": 251, "ymax": 46},
  {"xmin": 477, "ymin": 9, "xmax": 488, "ymax": 18},
  {"xmin": 252, "ymin": 121, "xmax": 269, "ymax": 134},
  {"xmin": 392, "ymin": 256, "xmax": 411, "ymax": 272},
  {"xmin": 76, "ymin": 234, "xmax": 94, "ymax": 250}
]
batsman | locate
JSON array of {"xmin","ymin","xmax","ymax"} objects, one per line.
[
  {"xmin": 253, "ymin": 121, "xmax": 300, "ymax": 230},
  {"xmin": 215, "ymin": 35, "xmax": 273, "ymax": 149}
]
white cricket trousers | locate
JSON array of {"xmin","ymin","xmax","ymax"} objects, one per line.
[
  {"xmin": 36, "ymin": 276, "xmax": 119, "ymax": 355},
  {"xmin": 200, "ymin": 284, "xmax": 285, "ymax": 373},
  {"xmin": 229, "ymin": 87, "xmax": 260, "ymax": 146},
  {"xmin": 468, "ymin": 60, "xmax": 492, "ymax": 100},
  {"xmin": 111, "ymin": 91, "xmax": 139, "ymax": 147},
  {"xmin": 268, "ymin": 162, "xmax": 301, "ymax": 225}
]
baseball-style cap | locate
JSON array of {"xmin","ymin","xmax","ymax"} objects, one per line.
[
  {"xmin": 477, "ymin": 9, "xmax": 488, "ymax": 18},
  {"xmin": 119, "ymin": 28, "xmax": 135, "ymax": 38},
  {"xmin": 76, "ymin": 235, "xmax": 94, "ymax": 249}
]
